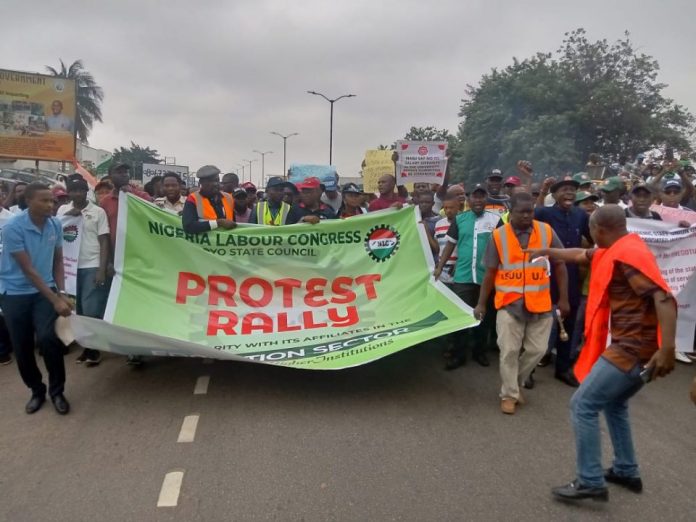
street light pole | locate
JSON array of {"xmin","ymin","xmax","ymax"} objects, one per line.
[
  {"xmin": 270, "ymin": 131, "xmax": 299, "ymax": 179},
  {"xmin": 307, "ymin": 91, "xmax": 356, "ymax": 165},
  {"xmin": 242, "ymin": 159, "xmax": 257, "ymax": 185},
  {"xmin": 253, "ymin": 150, "xmax": 273, "ymax": 183},
  {"xmin": 237, "ymin": 164, "xmax": 245, "ymax": 181}
]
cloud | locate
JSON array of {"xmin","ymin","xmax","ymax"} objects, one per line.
[{"xmin": 1, "ymin": 0, "xmax": 694, "ymax": 183}]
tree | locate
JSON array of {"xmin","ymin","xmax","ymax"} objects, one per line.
[
  {"xmin": 454, "ymin": 29, "xmax": 695, "ymax": 183},
  {"xmin": 111, "ymin": 142, "xmax": 161, "ymax": 180},
  {"xmin": 45, "ymin": 59, "xmax": 104, "ymax": 143}
]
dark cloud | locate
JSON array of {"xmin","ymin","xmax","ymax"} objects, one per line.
[{"xmin": 2, "ymin": 0, "xmax": 694, "ymax": 183}]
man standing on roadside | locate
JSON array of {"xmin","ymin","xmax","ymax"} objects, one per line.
[
  {"xmin": 249, "ymin": 177, "xmax": 294, "ymax": 225},
  {"xmin": 368, "ymin": 174, "xmax": 407, "ymax": 212},
  {"xmin": 435, "ymin": 185, "xmax": 502, "ymax": 369},
  {"xmin": 0, "ymin": 182, "xmax": 73, "ymax": 415},
  {"xmin": 57, "ymin": 177, "xmax": 110, "ymax": 366},
  {"xmin": 528, "ymin": 205, "xmax": 676, "ymax": 502},
  {"xmin": 182, "ymin": 165, "xmax": 236, "ymax": 234},
  {"xmin": 154, "ymin": 172, "xmax": 186, "ymax": 216},
  {"xmin": 475, "ymin": 192, "xmax": 569, "ymax": 415}
]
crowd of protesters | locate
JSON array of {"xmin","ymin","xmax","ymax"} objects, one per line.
[{"xmin": 0, "ymin": 151, "xmax": 695, "ymax": 503}]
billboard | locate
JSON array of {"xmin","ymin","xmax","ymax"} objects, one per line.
[
  {"xmin": 142, "ymin": 163, "xmax": 191, "ymax": 186},
  {"xmin": 0, "ymin": 68, "xmax": 77, "ymax": 162}
]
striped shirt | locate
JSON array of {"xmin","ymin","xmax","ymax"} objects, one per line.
[{"xmin": 434, "ymin": 217, "xmax": 456, "ymax": 283}]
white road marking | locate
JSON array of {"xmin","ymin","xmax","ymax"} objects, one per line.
[
  {"xmin": 177, "ymin": 415, "xmax": 199, "ymax": 443},
  {"xmin": 193, "ymin": 375, "xmax": 210, "ymax": 395},
  {"xmin": 157, "ymin": 471, "xmax": 184, "ymax": 507}
]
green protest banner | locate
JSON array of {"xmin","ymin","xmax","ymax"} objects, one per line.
[{"xmin": 73, "ymin": 194, "xmax": 477, "ymax": 369}]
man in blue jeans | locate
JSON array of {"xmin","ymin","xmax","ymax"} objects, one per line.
[
  {"xmin": 57, "ymin": 176, "xmax": 110, "ymax": 366},
  {"xmin": 0, "ymin": 182, "xmax": 74, "ymax": 414},
  {"xmin": 528, "ymin": 205, "xmax": 676, "ymax": 502}
]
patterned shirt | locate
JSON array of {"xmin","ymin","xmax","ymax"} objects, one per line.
[{"xmin": 434, "ymin": 217, "xmax": 456, "ymax": 283}]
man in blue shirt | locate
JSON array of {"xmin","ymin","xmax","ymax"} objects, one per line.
[
  {"xmin": 534, "ymin": 178, "xmax": 592, "ymax": 387},
  {"xmin": 0, "ymin": 182, "xmax": 73, "ymax": 415}
]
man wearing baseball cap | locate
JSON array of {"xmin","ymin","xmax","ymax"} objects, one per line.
[
  {"xmin": 182, "ymin": 165, "xmax": 236, "ymax": 235},
  {"xmin": 625, "ymin": 183, "xmax": 661, "ymax": 220},
  {"xmin": 249, "ymin": 177, "xmax": 293, "ymax": 225},
  {"xmin": 485, "ymin": 169, "xmax": 510, "ymax": 217},
  {"xmin": 320, "ymin": 174, "xmax": 342, "ymax": 213},
  {"xmin": 598, "ymin": 177, "xmax": 627, "ymax": 208},
  {"xmin": 286, "ymin": 177, "xmax": 337, "ymax": 224},
  {"xmin": 573, "ymin": 172, "xmax": 595, "ymax": 194},
  {"xmin": 534, "ymin": 176, "xmax": 591, "ymax": 388},
  {"xmin": 503, "ymin": 176, "xmax": 521, "ymax": 198},
  {"xmin": 57, "ymin": 177, "xmax": 110, "ymax": 366}
]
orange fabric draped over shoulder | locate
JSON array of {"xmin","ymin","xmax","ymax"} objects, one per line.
[{"xmin": 574, "ymin": 233, "xmax": 672, "ymax": 382}]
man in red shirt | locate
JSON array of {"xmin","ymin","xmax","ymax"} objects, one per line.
[
  {"xmin": 98, "ymin": 162, "xmax": 152, "ymax": 366},
  {"xmin": 100, "ymin": 163, "xmax": 152, "ymax": 253},
  {"xmin": 368, "ymin": 174, "xmax": 406, "ymax": 212}
]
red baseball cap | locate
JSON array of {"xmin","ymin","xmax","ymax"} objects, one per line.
[
  {"xmin": 504, "ymin": 176, "xmax": 521, "ymax": 187},
  {"xmin": 241, "ymin": 181, "xmax": 257, "ymax": 191},
  {"xmin": 296, "ymin": 177, "xmax": 323, "ymax": 190}
]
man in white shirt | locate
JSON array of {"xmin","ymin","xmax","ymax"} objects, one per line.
[
  {"xmin": 154, "ymin": 172, "xmax": 186, "ymax": 215},
  {"xmin": 45, "ymin": 100, "xmax": 74, "ymax": 133},
  {"xmin": 57, "ymin": 176, "xmax": 110, "ymax": 366}
]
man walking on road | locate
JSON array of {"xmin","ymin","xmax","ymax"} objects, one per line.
[
  {"xmin": 0, "ymin": 182, "xmax": 73, "ymax": 415},
  {"xmin": 182, "ymin": 165, "xmax": 236, "ymax": 234},
  {"xmin": 528, "ymin": 205, "xmax": 677, "ymax": 502},
  {"xmin": 474, "ymin": 192, "xmax": 569, "ymax": 415}
]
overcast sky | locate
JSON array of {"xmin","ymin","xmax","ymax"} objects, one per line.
[{"xmin": 2, "ymin": 0, "xmax": 695, "ymax": 186}]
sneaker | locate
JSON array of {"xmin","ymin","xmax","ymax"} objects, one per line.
[
  {"xmin": 75, "ymin": 350, "xmax": 89, "ymax": 364},
  {"xmin": 552, "ymin": 479, "xmax": 608, "ymax": 502},
  {"xmin": 675, "ymin": 352, "xmax": 692, "ymax": 364},
  {"xmin": 500, "ymin": 398, "xmax": 516, "ymax": 415},
  {"xmin": 0, "ymin": 353, "xmax": 11, "ymax": 365},
  {"xmin": 85, "ymin": 350, "xmax": 102, "ymax": 367},
  {"xmin": 126, "ymin": 355, "xmax": 143, "ymax": 366}
]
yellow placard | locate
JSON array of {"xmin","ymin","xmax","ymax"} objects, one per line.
[
  {"xmin": 362, "ymin": 150, "xmax": 395, "ymax": 193},
  {"xmin": 0, "ymin": 68, "xmax": 77, "ymax": 161}
]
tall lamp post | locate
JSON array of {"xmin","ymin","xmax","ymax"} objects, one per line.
[
  {"xmin": 242, "ymin": 158, "xmax": 258, "ymax": 185},
  {"xmin": 253, "ymin": 150, "xmax": 273, "ymax": 184},
  {"xmin": 307, "ymin": 91, "xmax": 356, "ymax": 165},
  {"xmin": 237, "ymin": 164, "xmax": 246, "ymax": 182},
  {"xmin": 270, "ymin": 131, "xmax": 298, "ymax": 178}
]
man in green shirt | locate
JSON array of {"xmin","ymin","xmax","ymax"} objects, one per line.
[{"xmin": 434, "ymin": 184, "xmax": 502, "ymax": 368}]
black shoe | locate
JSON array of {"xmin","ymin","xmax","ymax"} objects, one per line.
[
  {"xmin": 25, "ymin": 394, "xmax": 45, "ymax": 414},
  {"xmin": 537, "ymin": 353, "xmax": 553, "ymax": 367},
  {"xmin": 76, "ymin": 349, "xmax": 88, "ymax": 364},
  {"xmin": 85, "ymin": 350, "xmax": 102, "ymax": 367},
  {"xmin": 0, "ymin": 353, "xmax": 11, "ymax": 365},
  {"xmin": 473, "ymin": 353, "xmax": 490, "ymax": 367},
  {"xmin": 523, "ymin": 373, "xmax": 535, "ymax": 389},
  {"xmin": 127, "ymin": 355, "xmax": 143, "ymax": 366},
  {"xmin": 555, "ymin": 371, "xmax": 580, "ymax": 388},
  {"xmin": 51, "ymin": 394, "xmax": 70, "ymax": 415},
  {"xmin": 444, "ymin": 353, "xmax": 466, "ymax": 371},
  {"xmin": 605, "ymin": 468, "xmax": 643, "ymax": 493},
  {"xmin": 552, "ymin": 480, "xmax": 608, "ymax": 502}
]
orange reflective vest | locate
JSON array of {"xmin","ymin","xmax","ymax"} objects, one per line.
[
  {"xmin": 492, "ymin": 221, "xmax": 553, "ymax": 313},
  {"xmin": 192, "ymin": 191, "xmax": 234, "ymax": 221},
  {"xmin": 574, "ymin": 233, "xmax": 672, "ymax": 382}
]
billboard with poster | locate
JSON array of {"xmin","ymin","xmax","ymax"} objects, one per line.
[
  {"xmin": 142, "ymin": 163, "xmax": 191, "ymax": 186},
  {"xmin": 0, "ymin": 68, "xmax": 77, "ymax": 162}
]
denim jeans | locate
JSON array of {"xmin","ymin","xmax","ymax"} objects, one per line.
[
  {"xmin": 570, "ymin": 357, "xmax": 644, "ymax": 487},
  {"xmin": 76, "ymin": 268, "xmax": 109, "ymax": 319},
  {"xmin": 0, "ymin": 292, "xmax": 66, "ymax": 397}
]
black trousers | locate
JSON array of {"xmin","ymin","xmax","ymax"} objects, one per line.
[
  {"xmin": 1, "ymin": 293, "xmax": 65, "ymax": 398},
  {"xmin": 450, "ymin": 283, "xmax": 495, "ymax": 357}
]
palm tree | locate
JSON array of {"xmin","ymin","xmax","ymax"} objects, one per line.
[{"xmin": 45, "ymin": 59, "xmax": 104, "ymax": 143}]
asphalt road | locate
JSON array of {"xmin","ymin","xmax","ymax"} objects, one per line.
[{"xmin": 1, "ymin": 343, "xmax": 695, "ymax": 521}]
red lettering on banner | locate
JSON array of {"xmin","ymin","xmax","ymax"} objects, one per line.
[
  {"xmin": 305, "ymin": 278, "xmax": 329, "ymax": 307},
  {"xmin": 277, "ymin": 312, "xmax": 302, "ymax": 332},
  {"xmin": 331, "ymin": 277, "xmax": 356, "ymax": 304},
  {"xmin": 176, "ymin": 272, "xmax": 206, "ymax": 304},
  {"xmin": 208, "ymin": 275, "xmax": 236, "ymax": 306},
  {"xmin": 241, "ymin": 313, "xmax": 274, "ymax": 334},
  {"xmin": 354, "ymin": 274, "xmax": 382, "ymax": 299},
  {"xmin": 303, "ymin": 310, "xmax": 328, "ymax": 329},
  {"xmin": 328, "ymin": 306, "xmax": 359, "ymax": 327},
  {"xmin": 240, "ymin": 278, "xmax": 273, "ymax": 307},
  {"xmin": 274, "ymin": 278, "xmax": 302, "ymax": 307},
  {"xmin": 207, "ymin": 311, "xmax": 238, "ymax": 335}
]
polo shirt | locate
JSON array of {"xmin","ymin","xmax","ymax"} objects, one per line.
[
  {"xmin": 0, "ymin": 211, "xmax": 63, "ymax": 295},
  {"xmin": 534, "ymin": 204, "xmax": 591, "ymax": 308},
  {"xmin": 368, "ymin": 193, "xmax": 406, "ymax": 212},
  {"xmin": 57, "ymin": 202, "xmax": 110, "ymax": 269}
]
